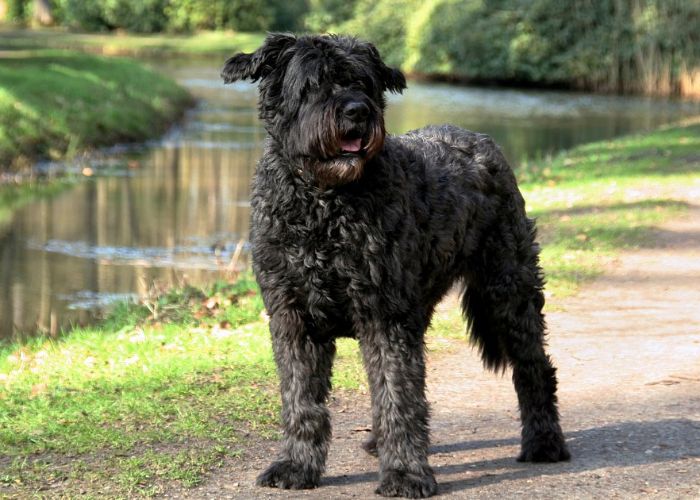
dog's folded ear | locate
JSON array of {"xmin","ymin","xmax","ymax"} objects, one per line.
[
  {"xmin": 363, "ymin": 42, "xmax": 406, "ymax": 94},
  {"xmin": 381, "ymin": 66, "xmax": 407, "ymax": 94},
  {"xmin": 222, "ymin": 33, "xmax": 296, "ymax": 84}
]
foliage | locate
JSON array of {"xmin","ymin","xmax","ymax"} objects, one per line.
[
  {"xmin": 4, "ymin": 0, "xmax": 28, "ymax": 22},
  {"xmin": 54, "ymin": 0, "xmax": 171, "ymax": 33},
  {"xmin": 338, "ymin": 0, "xmax": 418, "ymax": 67},
  {"xmin": 4, "ymin": 0, "xmax": 304, "ymax": 32},
  {"xmin": 338, "ymin": 0, "xmax": 700, "ymax": 97},
  {"xmin": 163, "ymin": 0, "xmax": 274, "ymax": 33},
  {"xmin": 303, "ymin": 0, "xmax": 359, "ymax": 33},
  {"xmin": 402, "ymin": 0, "xmax": 517, "ymax": 78},
  {"xmin": 5, "ymin": 1, "xmax": 698, "ymax": 95},
  {"xmin": 270, "ymin": 0, "xmax": 308, "ymax": 31},
  {"xmin": 0, "ymin": 50, "xmax": 191, "ymax": 170}
]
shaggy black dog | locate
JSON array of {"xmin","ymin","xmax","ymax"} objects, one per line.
[{"xmin": 222, "ymin": 33, "xmax": 570, "ymax": 498}]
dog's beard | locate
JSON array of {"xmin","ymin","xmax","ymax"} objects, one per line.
[
  {"xmin": 306, "ymin": 155, "xmax": 366, "ymax": 187},
  {"xmin": 304, "ymin": 107, "xmax": 386, "ymax": 188}
]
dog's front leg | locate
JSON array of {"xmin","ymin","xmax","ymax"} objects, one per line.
[
  {"xmin": 256, "ymin": 311, "xmax": 336, "ymax": 490},
  {"xmin": 360, "ymin": 322, "xmax": 438, "ymax": 498}
]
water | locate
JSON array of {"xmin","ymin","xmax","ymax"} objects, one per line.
[{"xmin": 2, "ymin": 57, "xmax": 699, "ymax": 340}]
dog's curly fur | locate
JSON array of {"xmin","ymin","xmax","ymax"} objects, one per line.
[{"xmin": 222, "ymin": 33, "xmax": 570, "ymax": 498}]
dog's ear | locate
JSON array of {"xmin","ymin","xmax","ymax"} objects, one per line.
[
  {"xmin": 222, "ymin": 33, "xmax": 296, "ymax": 84},
  {"xmin": 363, "ymin": 42, "xmax": 406, "ymax": 94},
  {"xmin": 380, "ymin": 66, "xmax": 406, "ymax": 94}
]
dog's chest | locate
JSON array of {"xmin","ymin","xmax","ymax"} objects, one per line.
[
  {"xmin": 276, "ymin": 197, "xmax": 385, "ymax": 334},
  {"xmin": 290, "ymin": 216, "xmax": 361, "ymax": 302}
]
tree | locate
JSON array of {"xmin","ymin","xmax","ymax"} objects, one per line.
[{"xmin": 33, "ymin": 0, "xmax": 53, "ymax": 25}]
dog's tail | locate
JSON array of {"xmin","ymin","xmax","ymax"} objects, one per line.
[{"xmin": 460, "ymin": 196, "xmax": 546, "ymax": 373}]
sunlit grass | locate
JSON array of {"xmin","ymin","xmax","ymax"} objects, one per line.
[
  {"xmin": 0, "ymin": 277, "xmax": 368, "ymax": 495},
  {"xmin": 519, "ymin": 118, "xmax": 700, "ymax": 300},
  {"xmin": 0, "ymin": 50, "xmax": 192, "ymax": 169}
]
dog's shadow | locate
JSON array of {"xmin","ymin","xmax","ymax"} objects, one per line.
[{"xmin": 322, "ymin": 418, "xmax": 700, "ymax": 494}]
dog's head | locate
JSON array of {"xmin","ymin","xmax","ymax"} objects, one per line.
[{"xmin": 222, "ymin": 33, "xmax": 406, "ymax": 187}]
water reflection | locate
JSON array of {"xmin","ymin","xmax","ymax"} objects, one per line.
[{"xmin": 1, "ymin": 57, "xmax": 699, "ymax": 339}]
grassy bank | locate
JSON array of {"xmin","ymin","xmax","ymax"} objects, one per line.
[
  {"xmin": 0, "ymin": 29, "xmax": 264, "ymax": 57},
  {"xmin": 524, "ymin": 117, "xmax": 700, "ymax": 300},
  {"xmin": 0, "ymin": 278, "xmax": 366, "ymax": 496},
  {"xmin": 1, "ymin": 119, "xmax": 699, "ymax": 496},
  {"xmin": 0, "ymin": 49, "xmax": 192, "ymax": 170}
]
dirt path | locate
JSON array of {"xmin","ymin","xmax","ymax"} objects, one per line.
[{"xmin": 174, "ymin": 203, "xmax": 700, "ymax": 499}]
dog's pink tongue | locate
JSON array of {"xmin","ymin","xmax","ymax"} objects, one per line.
[{"xmin": 340, "ymin": 138, "xmax": 362, "ymax": 152}]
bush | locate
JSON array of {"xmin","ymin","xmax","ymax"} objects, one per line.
[
  {"xmin": 12, "ymin": 0, "xmax": 286, "ymax": 33},
  {"xmin": 50, "ymin": 0, "xmax": 169, "ymax": 32},
  {"xmin": 340, "ymin": 0, "xmax": 700, "ymax": 96},
  {"xmin": 165, "ymin": 0, "xmax": 274, "ymax": 32},
  {"xmin": 271, "ymin": 0, "xmax": 308, "ymax": 31},
  {"xmin": 304, "ymin": 0, "xmax": 359, "ymax": 33},
  {"xmin": 4, "ymin": 0, "xmax": 29, "ymax": 22},
  {"xmin": 339, "ymin": 0, "xmax": 418, "ymax": 67},
  {"xmin": 401, "ymin": 0, "xmax": 517, "ymax": 79}
]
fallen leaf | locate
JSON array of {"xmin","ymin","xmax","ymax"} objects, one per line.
[{"xmin": 31, "ymin": 383, "xmax": 48, "ymax": 398}]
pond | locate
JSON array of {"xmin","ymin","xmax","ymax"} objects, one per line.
[{"xmin": 1, "ymin": 57, "xmax": 699, "ymax": 340}]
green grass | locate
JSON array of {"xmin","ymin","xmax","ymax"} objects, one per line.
[
  {"xmin": 0, "ymin": 49, "xmax": 192, "ymax": 169},
  {"xmin": 0, "ymin": 119, "xmax": 698, "ymax": 495},
  {"xmin": 519, "ymin": 118, "xmax": 700, "ymax": 300},
  {"xmin": 0, "ymin": 277, "xmax": 368, "ymax": 496},
  {"xmin": 0, "ymin": 28, "xmax": 264, "ymax": 57}
]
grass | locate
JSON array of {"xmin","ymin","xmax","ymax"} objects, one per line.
[
  {"xmin": 0, "ymin": 118, "xmax": 698, "ymax": 495},
  {"xmin": 519, "ymin": 118, "xmax": 700, "ymax": 300},
  {"xmin": 0, "ymin": 277, "xmax": 368, "ymax": 496},
  {"xmin": 0, "ymin": 28, "xmax": 264, "ymax": 57},
  {"xmin": 0, "ymin": 49, "xmax": 192, "ymax": 170}
]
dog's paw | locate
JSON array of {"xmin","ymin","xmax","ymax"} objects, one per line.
[
  {"xmin": 375, "ymin": 468, "xmax": 437, "ymax": 498},
  {"xmin": 517, "ymin": 431, "xmax": 571, "ymax": 463},
  {"xmin": 256, "ymin": 460, "xmax": 319, "ymax": 490},
  {"xmin": 362, "ymin": 435, "xmax": 378, "ymax": 457}
]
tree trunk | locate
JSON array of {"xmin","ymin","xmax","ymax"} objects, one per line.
[{"xmin": 33, "ymin": 0, "xmax": 53, "ymax": 26}]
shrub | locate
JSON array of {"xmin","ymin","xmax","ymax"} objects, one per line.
[
  {"xmin": 339, "ymin": 0, "xmax": 419, "ymax": 67},
  {"xmin": 165, "ymin": 0, "xmax": 274, "ymax": 32},
  {"xmin": 340, "ymin": 0, "xmax": 700, "ymax": 96}
]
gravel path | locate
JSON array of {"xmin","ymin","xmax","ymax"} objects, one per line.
[{"xmin": 174, "ymin": 202, "xmax": 700, "ymax": 499}]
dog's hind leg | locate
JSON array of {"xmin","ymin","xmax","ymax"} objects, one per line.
[
  {"xmin": 359, "ymin": 318, "xmax": 438, "ymax": 498},
  {"xmin": 256, "ymin": 311, "xmax": 335, "ymax": 489},
  {"xmin": 463, "ymin": 205, "xmax": 570, "ymax": 463}
]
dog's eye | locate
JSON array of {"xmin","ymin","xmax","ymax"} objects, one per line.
[{"xmin": 349, "ymin": 82, "xmax": 370, "ymax": 93}]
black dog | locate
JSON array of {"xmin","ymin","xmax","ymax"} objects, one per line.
[{"xmin": 222, "ymin": 33, "xmax": 570, "ymax": 498}]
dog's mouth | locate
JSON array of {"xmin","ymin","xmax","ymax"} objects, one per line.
[{"xmin": 339, "ymin": 132, "xmax": 364, "ymax": 156}]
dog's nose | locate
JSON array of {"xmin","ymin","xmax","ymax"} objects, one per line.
[{"xmin": 343, "ymin": 101, "xmax": 369, "ymax": 122}]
